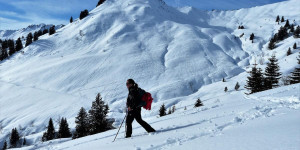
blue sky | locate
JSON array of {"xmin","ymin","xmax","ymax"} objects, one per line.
[{"xmin": 0, "ymin": 0, "xmax": 285, "ymax": 30}]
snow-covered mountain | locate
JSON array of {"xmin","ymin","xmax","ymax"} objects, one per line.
[
  {"xmin": 0, "ymin": 0, "xmax": 299, "ymax": 149},
  {"xmin": 0, "ymin": 24, "xmax": 64, "ymax": 40}
]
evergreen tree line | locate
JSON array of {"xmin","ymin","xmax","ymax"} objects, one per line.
[
  {"xmin": 238, "ymin": 25, "xmax": 245, "ymax": 29},
  {"xmin": 2, "ymin": 128, "xmax": 27, "ymax": 149},
  {"xmin": 0, "ymin": 26, "xmax": 56, "ymax": 61},
  {"xmin": 159, "ymin": 98, "xmax": 204, "ymax": 117},
  {"xmin": 0, "ymin": 38, "xmax": 23, "ymax": 61},
  {"xmin": 41, "ymin": 93, "xmax": 114, "ymax": 141},
  {"xmin": 2, "ymin": 92, "xmax": 114, "ymax": 148},
  {"xmin": 73, "ymin": 93, "xmax": 114, "ymax": 139},
  {"xmin": 269, "ymin": 16, "xmax": 300, "ymax": 50},
  {"xmin": 2, "ymin": 95, "xmax": 113, "ymax": 147},
  {"xmin": 245, "ymin": 54, "xmax": 300, "ymax": 94},
  {"xmin": 25, "ymin": 27, "xmax": 55, "ymax": 47},
  {"xmin": 41, "ymin": 117, "xmax": 72, "ymax": 141}
]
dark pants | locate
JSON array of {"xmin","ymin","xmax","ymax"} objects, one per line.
[{"xmin": 126, "ymin": 108, "xmax": 155, "ymax": 137}]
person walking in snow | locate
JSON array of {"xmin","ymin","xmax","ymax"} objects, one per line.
[{"xmin": 125, "ymin": 79, "xmax": 156, "ymax": 138}]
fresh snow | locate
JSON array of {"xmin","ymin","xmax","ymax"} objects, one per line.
[
  {"xmin": 0, "ymin": 0, "xmax": 299, "ymax": 149},
  {"xmin": 12, "ymin": 83, "xmax": 300, "ymax": 150}
]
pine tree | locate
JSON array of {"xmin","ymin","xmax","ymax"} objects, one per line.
[
  {"xmin": 8, "ymin": 39, "xmax": 15, "ymax": 56},
  {"xmin": 268, "ymin": 38, "xmax": 276, "ymax": 50},
  {"xmin": 245, "ymin": 64, "xmax": 264, "ymax": 94},
  {"xmin": 25, "ymin": 33, "xmax": 33, "ymax": 47},
  {"xmin": 265, "ymin": 55, "xmax": 281, "ymax": 89},
  {"xmin": 293, "ymin": 43, "xmax": 297, "ymax": 49},
  {"xmin": 290, "ymin": 53, "xmax": 300, "ymax": 84},
  {"xmin": 250, "ymin": 33, "xmax": 254, "ymax": 41},
  {"xmin": 287, "ymin": 47, "xmax": 292, "ymax": 56},
  {"xmin": 284, "ymin": 19, "xmax": 290, "ymax": 28},
  {"xmin": 49, "ymin": 26, "xmax": 56, "ymax": 35},
  {"xmin": 73, "ymin": 107, "xmax": 89, "ymax": 139},
  {"xmin": 10, "ymin": 128, "xmax": 20, "ymax": 148},
  {"xmin": 42, "ymin": 29, "xmax": 48, "ymax": 35},
  {"xmin": 290, "ymin": 24, "xmax": 295, "ymax": 32},
  {"xmin": 194, "ymin": 98, "xmax": 203, "ymax": 107},
  {"xmin": 275, "ymin": 15, "xmax": 280, "ymax": 22},
  {"xmin": 80, "ymin": 10, "xmax": 89, "ymax": 20},
  {"xmin": 88, "ymin": 93, "xmax": 111, "ymax": 135},
  {"xmin": 159, "ymin": 104, "xmax": 166, "ymax": 117},
  {"xmin": 171, "ymin": 105, "xmax": 176, "ymax": 113},
  {"xmin": 0, "ymin": 48, "xmax": 8, "ymax": 61},
  {"xmin": 42, "ymin": 118, "xmax": 55, "ymax": 141},
  {"xmin": 37, "ymin": 30, "xmax": 43, "ymax": 37},
  {"xmin": 293, "ymin": 26, "xmax": 300, "ymax": 38},
  {"xmin": 222, "ymin": 78, "xmax": 226, "ymax": 82},
  {"xmin": 224, "ymin": 87, "xmax": 228, "ymax": 92},
  {"xmin": 58, "ymin": 118, "xmax": 72, "ymax": 138},
  {"xmin": 15, "ymin": 37, "xmax": 23, "ymax": 51},
  {"xmin": 281, "ymin": 16, "xmax": 285, "ymax": 22},
  {"xmin": 277, "ymin": 26, "xmax": 288, "ymax": 41},
  {"xmin": 2, "ymin": 141, "xmax": 7, "ymax": 150},
  {"xmin": 1, "ymin": 40, "xmax": 8, "ymax": 49},
  {"xmin": 33, "ymin": 31, "xmax": 39, "ymax": 41},
  {"xmin": 96, "ymin": 0, "xmax": 106, "ymax": 7},
  {"xmin": 70, "ymin": 16, "xmax": 73, "ymax": 23},
  {"xmin": 235, "ymin": 82, "xmax": 240, "ymax": 91},
  {"xmin": 23, "ymin": 137, "xmax": 26, "ymax": 145}
]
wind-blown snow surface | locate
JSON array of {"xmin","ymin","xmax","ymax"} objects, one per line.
[{"xmin": 0, "ymin": 0, "xmax": 299, "ymax": 149}]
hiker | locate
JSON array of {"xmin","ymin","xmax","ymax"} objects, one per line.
[{"xmin": 125, "ymin": 79, "xmax": 156, "ymax": 138}]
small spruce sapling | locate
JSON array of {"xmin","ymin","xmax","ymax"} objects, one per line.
[
  {"xmin": 281, "ymin": 16, "xmax": 285, "ymax": 22},
  {"xmin": 235, "ymin": 82, "xmax": 240, "ymax": 91},
  {"xmin": 224, "ymin": 87, "xmax": 228, "ymax": 92},
  {"xmin": 275, "ymin": 15, "xmax": 280, "ymax": 22},
  {"xmin": 194, "ymin": 99, "xmax": 203, "ymax": 107},
  {"xmin": 159, "ymin": 104, "xmax": 167, "ymax": 117},
  {"xmin": 287, "ymin": 48, "xmax": 292, "ymax": 56}
]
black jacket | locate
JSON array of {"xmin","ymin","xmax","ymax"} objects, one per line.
[{"xmin": 127, "ymin": 86, "xmax": 145, "ymax": 109}]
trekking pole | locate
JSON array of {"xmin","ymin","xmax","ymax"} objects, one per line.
[
  {"xmin": 125, "ymin": 109, "xmax": 128, "ymax": 137},
  {"xmin": 113, "ymin": 113, "xmax": 127, "ymax": 142}
]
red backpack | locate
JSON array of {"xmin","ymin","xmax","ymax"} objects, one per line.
[{"xmin": 141, "ymin": 92, "xmax": 153, "ymax": 110}]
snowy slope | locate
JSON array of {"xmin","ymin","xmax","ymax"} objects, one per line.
[
  {"xmin": 0, "ymin": 24, "xmax": 64, "ymax": 40},
  {"xmin": 14, "ymin": 81, "xmax": 300, "ymax": 150},
  {"xmin": 0, "ymin": 0, "xmax": 299, "ymax": 149},
  {"xmin": 165, "ymin": 0, "xmax": 287, "ymax": 10}
]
